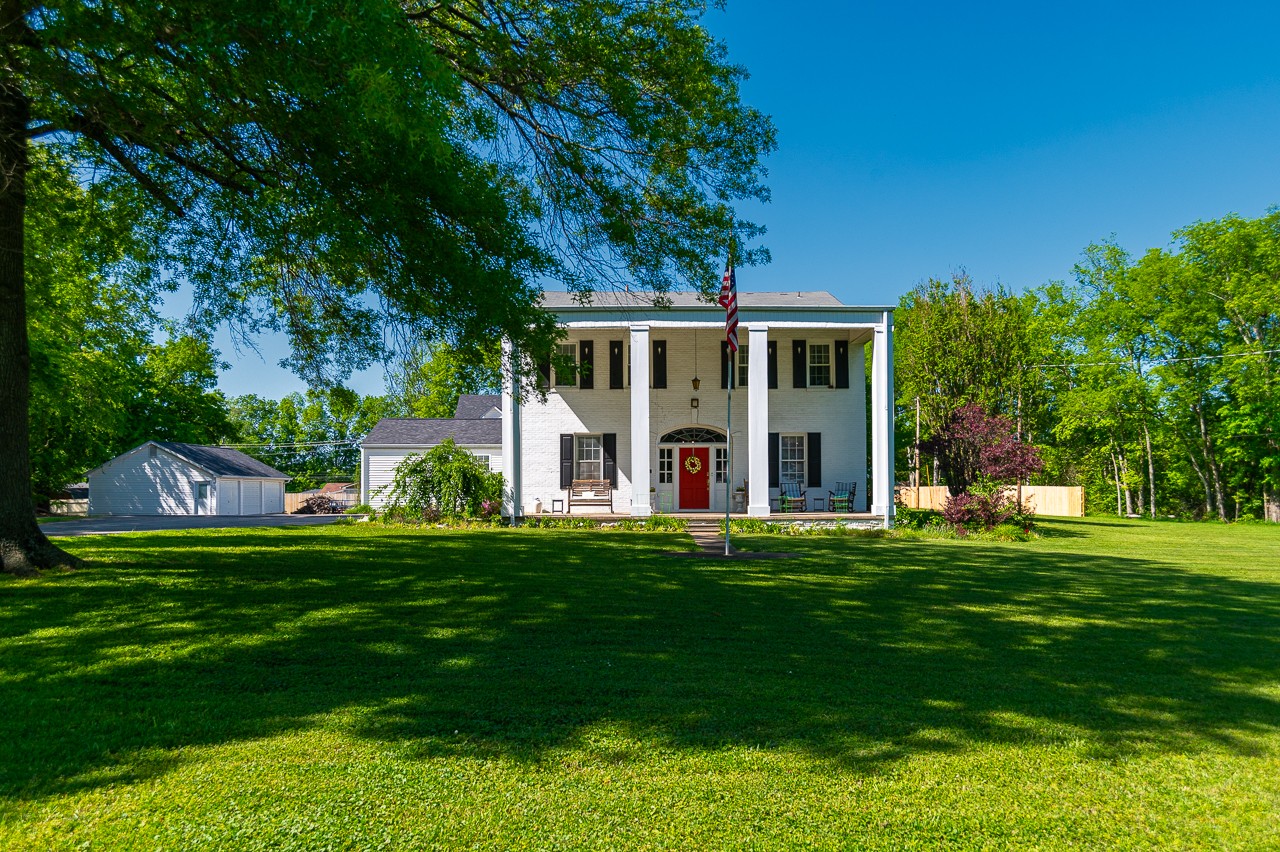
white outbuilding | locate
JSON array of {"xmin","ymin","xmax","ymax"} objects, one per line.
[{"xmin": 86, "ymin": 441, "xmax": 290, "ymax": 516}]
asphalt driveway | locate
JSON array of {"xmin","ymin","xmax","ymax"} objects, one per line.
[{"xmin": 42, "ymin": 514, "xmax": 348, "ymax": 537}]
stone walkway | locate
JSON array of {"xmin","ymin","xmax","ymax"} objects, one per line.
[{"xmin": 666, "ymin": 521, "xmax": 797, "ymax": 560}]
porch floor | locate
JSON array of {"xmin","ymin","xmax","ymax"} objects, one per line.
[{"xmin": 532, "ymin": 511, "xmax": 884, "ymax": 522}]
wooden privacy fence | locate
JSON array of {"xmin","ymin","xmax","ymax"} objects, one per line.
[
  {"xmin": 896, "ymin": 485, "xmax": 1084, "ymax": 517},
  {"xmin": 284, "ymin": 491, "xmax": 359, "ymax": 514}
]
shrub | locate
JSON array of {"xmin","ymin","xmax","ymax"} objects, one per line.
[
  {"xmin": 941, "ymin": 479, "xmax": 1037, "ymax": 533},
  {"xmin": 892, "ymin": 505, "xmax": 939, "ymax": 530},
  {"xmin": 379, "ymin": 439, "xmax": 504, "ymax": 521},
  {"xmin": 345, "ymin": 503, "xmax": 374, "ymax": 516}
]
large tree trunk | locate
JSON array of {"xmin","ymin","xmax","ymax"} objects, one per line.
[
  {"xmin": 0, "ymin": 77, "xmax": 81, "ymax": 576},
  {"xmin": 1143, "ymin": 423, "xmax": 1157, "ymax": 519}
]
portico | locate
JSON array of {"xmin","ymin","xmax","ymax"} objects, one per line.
[{"xmin": 501, "ymin": 291, "xmax": 895, "ymax": 526}]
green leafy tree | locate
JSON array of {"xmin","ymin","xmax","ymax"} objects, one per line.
[
  {"xmin": 389, "ymin": 341, "xmax": 500, "ymax": 419},
  {"xmin": 225, "ymin": 390, "xmax": 400, "ymax": 489},
  {"xmin": 894, "ymin": 274, "xmax": 1042, "ymax": 485},
  {"xmin": 1, "ymin": 0, "xmax": 774, "ymax": 573},
  {"xmin": 25, "ymin": 147, "xmax": 230, "ymax": 503}
]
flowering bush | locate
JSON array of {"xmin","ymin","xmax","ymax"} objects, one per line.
[{"xmin": 919, "ymin": 404, "xmax": 1043, "ymax": 494}]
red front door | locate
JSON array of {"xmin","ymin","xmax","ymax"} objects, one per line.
[{"xmin": 679, "ymin": 447, "xmax": 710, "ymax": 510}]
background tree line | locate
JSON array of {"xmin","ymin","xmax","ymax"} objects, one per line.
[{"xmin": 896, "ymin": 209, "xmax": 1280, "ymax": 522}]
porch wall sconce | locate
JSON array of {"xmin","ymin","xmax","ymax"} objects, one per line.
[
  {"xmin": 691, "ymin": 376, "xmax": 700, "ymax": 391},
  {"xmin": 690, "ymin": 398, "xmax": 699, "ymax": 409}
]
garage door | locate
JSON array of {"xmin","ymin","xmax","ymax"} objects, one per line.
[
  {"xmin": 242, "ymin": 480, "xmax": 263, "ymax": 515},
  {"xmin": 264, "ymin": 481, "xmax": 284, "ymax": 513}
]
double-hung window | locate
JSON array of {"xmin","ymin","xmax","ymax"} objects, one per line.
[
  {"xmin": 780, "ymin": 435, "xmax": 806, "ymax": 484},
  {"xmin": 808, "ymin": 343, "xmax": 831, "ymax": 387},
  {"xmin": 555, "ymin": 343, "xmax": 577, "ymax": 387},
  {"xmin": 575, "ymin": 435, "xmax": 603, "ymax": 480},
  {"xmin": 737, "ymin": 345, "xmax": 749, "ymax": 386}
]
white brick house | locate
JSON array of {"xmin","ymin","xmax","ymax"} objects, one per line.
[{"xmin": 502, "ymin": 291, "xmax": 895, "ymax": 523}]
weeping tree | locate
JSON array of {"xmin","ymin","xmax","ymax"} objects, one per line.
[{"xmin": 0, "ymin": 0, "xmax": 774, "ymax": 574}]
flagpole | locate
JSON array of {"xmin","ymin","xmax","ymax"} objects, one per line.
[
  {"xmin": 719, "ymin": 237, "xmax": 738, "ymax": 557},
  {"xmin": 726, "ymin": 358, "xmax": 732, "ymax": 556}
]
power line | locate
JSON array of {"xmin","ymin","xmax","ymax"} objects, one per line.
[
  {"xmin": 1030, "ymin": 347, "xmax": 1280, "ymax": 370},
  {"xmin": 218, "ymin": 440, "xmax": 359, "ymax": 449}
]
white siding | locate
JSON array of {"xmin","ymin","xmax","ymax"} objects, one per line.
[
  {"xmin": 88, "ymin": 445, "xmax": 202, "ymax": 516},
  {"xmin": 362, "ymin": 445, "xmax": 503, "ymax": 508},
  {"xmin": 519, "ymin": 329, "xmax": 868, "ymax": 515}
]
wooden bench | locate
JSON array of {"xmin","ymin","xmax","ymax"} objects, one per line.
[{"xmin": 568, "ymin": 479, "xmax": 613, "ymax": 513}]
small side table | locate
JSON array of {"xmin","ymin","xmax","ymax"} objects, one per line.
[
  {"xmin": 551, "ymin": 498, "xmax": 565, "ymax": 514},
  {"xmin": 812, "ymin": 497, "xmax": 826, "ymax": 512}
]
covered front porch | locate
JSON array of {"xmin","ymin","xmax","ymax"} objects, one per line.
[{"xmin": 502, "ymin": 292, "xmax": 897, "ymax": 526}]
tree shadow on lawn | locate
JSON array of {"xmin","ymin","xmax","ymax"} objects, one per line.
[{"xmin": 2, "ymin": 526, "xmax": 1279, "ymax": 800}]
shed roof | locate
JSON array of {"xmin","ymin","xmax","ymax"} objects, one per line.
[
  {"xmin": 362, "ymin": 418, "xmax": 502, "ymax": 447},
  {"xmin": 155, "ymin": 442, "xmax": 290, "ymax": 479}
]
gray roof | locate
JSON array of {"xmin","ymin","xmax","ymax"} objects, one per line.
[
  {"xmin": 156, "ymin": 442, "xmax": 289, "ymax": 479},
  {"xmin": 453, "ymin": 394, "xmax": 502, "ymax": 419},
  {"xmin": 540, "ymin": 290, "xmax": 847, "ymax": 309},
  {"xmin": 363, "ymin": 418, "xmax": 502, "ymax": 447}
]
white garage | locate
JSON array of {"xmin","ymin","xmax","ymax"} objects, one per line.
[{"xmin": 86, "ymin": 441, "xmax": 290, "ymax": 516}]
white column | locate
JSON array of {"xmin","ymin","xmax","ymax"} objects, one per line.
[
  {"xmin": 629, "ymin": 325, "xmax": 652, "ymax": 516},
  {"xmin": 850, "ymin": 342, "xmax": 868, "ymax": 511},
  {"xmin": 501, "ymin": 338, "xmax": 522, "ymax": 521},
  {"xmin": 871, "ymin": 311, "xmax": 895, "ymax": 527},
  {"xmin": 747, "ymin": 324, "xmax": 771, "ymax": 516}
]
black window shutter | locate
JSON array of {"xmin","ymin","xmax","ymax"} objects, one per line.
[
  {"xmin": 602, "ymin": 433, "xmax": 617, "ymax": 487},
  {"xmin": 767, "ymin": 341, "xmax": 778, "ymax": 389},
  {"xmin": 807, "ymin": 432, "xmax": 822, "ymax": 488},
  {"xmin": 835, "ymin": 341, "xmax": 850, "ymax": 389},
  {"xmin": 792, "ymin": 340, "xmax": 807, "ymax": 388},
  {"xmin": 560, "ymin": 434, "xmax": 574, "ymax": 488},
  {"xmin": 538, "ymin": 357, "xmax": 551, "ymax": 389},
  {"xmin": 768, "ymin": 432, "xmax": 780, "ymax": 488},
  {"xmin": 721, "ymin": 341, "xmax": 730, "ymax": 389},
  {"xmin": 652, "ymin": 340, "xmax": 667, "ymax": 388},
  {"xmin": 579, "ymin": 340, "xmax": 594, "ymax": 389},
  {"xmin": 609, "ymin": 340, "xmax": 624, "ymax": 389}
]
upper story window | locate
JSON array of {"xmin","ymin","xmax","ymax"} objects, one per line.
[
  {"xmin": 737, "ymin": 345, "xmax": 749, "ymax": 386},
  {"xmin": 555, "ymin": 342, "xmax": 577, "ymax": 387},
  {"xmin": 808, "ymin": 343, "xmax": 830, "ymax": 387}
]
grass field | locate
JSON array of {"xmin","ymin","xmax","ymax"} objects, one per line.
[{"xmin": 2, "ymin": 518, "xmax": 1278, "ymax": 849}]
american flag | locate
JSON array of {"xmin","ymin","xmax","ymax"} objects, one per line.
[{"xmin": 718, "ymin": 261, "xmax": 738, "ymax": 352}]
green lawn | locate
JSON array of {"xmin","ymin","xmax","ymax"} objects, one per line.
[{"xmin": 2, "ymin": 519, "xmax": 1278, "ymax": 849}]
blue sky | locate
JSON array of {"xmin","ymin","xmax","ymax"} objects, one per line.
[{"xmin": 208, "ymin": 1, "xmax": 1280, "ymax": 398}]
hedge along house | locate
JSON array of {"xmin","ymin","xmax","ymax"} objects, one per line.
[
  {"xmin": 85, "ymin": 441, "xmax": 289, "ymax": 516},
  {"xmin": 360, "ymin": 395, "xmax": 503, "ymax": 509},
  {"xmin": 501, "ymin": 292, "xmax": 896, "ymax": 523}
]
